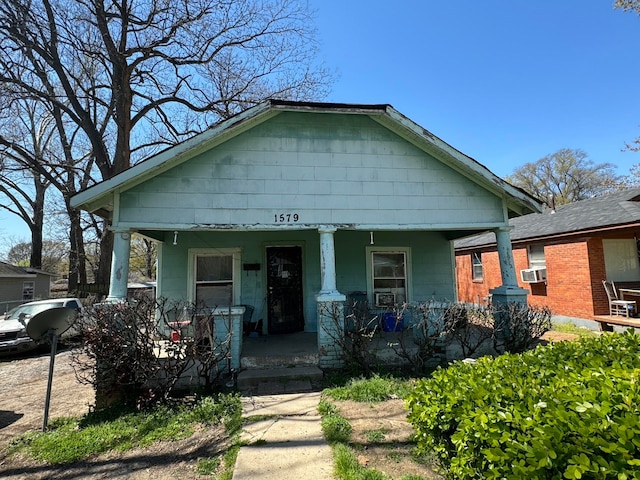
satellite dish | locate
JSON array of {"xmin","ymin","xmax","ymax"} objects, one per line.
[
  {"xmin": 26, "ymin": 307, "xmax": 76, "ymax": 342},
  {"xmin": 25, "ymin": 306, "xmax": 78, "ymax": 432}
]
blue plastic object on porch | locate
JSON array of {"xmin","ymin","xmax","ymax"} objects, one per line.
[{"xmin": 382, "ymin": 312, "xmax": 403, "ymax": 332}]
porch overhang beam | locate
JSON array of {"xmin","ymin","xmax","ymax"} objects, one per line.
[{"xmin": 105, "ymin": 222, "xmax": 513, "ymax": 233}]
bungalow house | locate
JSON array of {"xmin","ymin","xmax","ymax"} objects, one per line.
[
  {"xmin": 454, "ymin": 187, "xmax": 640, "ymax": 328},
  {"xmin": 71, "ymin": 100, "xmax": 541, "ymax": 368},
  {"xmin": 0, "ymin": 261, "xmax": 56, "ymax": 313}
]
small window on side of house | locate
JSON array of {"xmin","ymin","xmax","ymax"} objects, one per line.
[
  {"xmin": 528, "ymin": 244, "xmax": 546, "ymax": 269},
  {"xmin": 471, "ymin": 252, "xmax": 483, "ymax": 281},
  {"xmin": 22, "ymin": 281, "xmax": 34, "ymax": 301}
]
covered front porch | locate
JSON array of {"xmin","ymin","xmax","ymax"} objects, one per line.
[
  {"xmin": 70, "ymin": 101, "xmax": 542, "ymax": 375},
  {"xmin": 106, "ymin": 224, "xmax": 528, "ymax": 370}
]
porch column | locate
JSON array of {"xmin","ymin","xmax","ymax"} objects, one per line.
[
  {"xmin": 106, "ymin": 229, "xmax": 132, "ymax": 302},
  {"xmin": 489, "ymin": 227, "xmax": 529, "ymax": 339},
  {"xmin": 316, "ymin": 226, "xmax": 346, "ymax": 369},
  {"xmin": 319, "ymin": 226, "xmax": 339, "ymax": 295},
  {"xmin": 495, "ymin": 226, "xmax": 519, "ymax": 288}
]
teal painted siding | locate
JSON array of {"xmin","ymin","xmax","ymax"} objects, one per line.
[
  {"xmin": 159, "ymin": 229, "xmax": 454, "ymax": 332},
  {"xmin": 334, "ymin": 230, "xmax": 455, "ymax": 301},
  {"xmin": 159, "ymin": 230, "xmax": 321, "ymax": 331},
  {"xmin": 119, "ymin": 112, "xmax": 503, "ymax": 227}
]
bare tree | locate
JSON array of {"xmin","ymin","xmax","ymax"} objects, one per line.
[
  {"xmin": 615, "ymin": 1, "xmax": 640, "ymax": 15},
  {"xmin": 0, "ymin": 99, "xmax": 54, "ymax": 268},
  {"xmin": 0, "ymin": 93, "xmax": 95, "ymax": 286},
  {"xmin": 0, "ymin": 0, "xmax": 331, "ymax": 287},
  {"xmin": 7, "ymin": 240, "xmax": 68, "ymax": 273},
  {"xmin": 129, "ymin": 235, "xmax": 157, "ymax": 281},
  {"xmin": 506, "ymin": 148, "xmax": 622, "ymax": 207}
]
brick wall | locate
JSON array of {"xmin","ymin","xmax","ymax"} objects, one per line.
[{"xmin": 456, "ymin": 238, "xmax": 606, "ymax": 319}]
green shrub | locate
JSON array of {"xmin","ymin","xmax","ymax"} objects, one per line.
[
  {"xmin": 324, "ymin": 374, "xmax": 413, "ymax": 402},
  {"xmin": 322, "ymin": 414, "xmax": 353, "ymax": 443},
  {"xmin": 407, "ymin": 331, "xmax": 640, "ymax": 479}
]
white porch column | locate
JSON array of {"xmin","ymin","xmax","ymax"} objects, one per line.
[
  {"xmin": 319, "ymin": 226, "xmax": 339, "ymax": 294},
  {"xmin": 316, "ymin": 226, "xmax": 345, "ymax": 368},
  {"xmin": 107, "ymin": 229, "xmax": 132, "ymax": 301}
]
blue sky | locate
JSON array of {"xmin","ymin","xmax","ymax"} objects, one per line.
[{"xmin": 1, "ymin": 1, "xmax": 640, "ymax": 249}]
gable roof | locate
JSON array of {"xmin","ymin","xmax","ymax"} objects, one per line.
[
  {"xmin": 0, "ymin": 261, "xmax": 56, "ymax": 278},
  {"xmin": 455, "ymin": 187, "xmax": 640, "ymax": 250},
  {"xmin": 71, "ymin": 99, "xmax": 542, "ymax": 217}
]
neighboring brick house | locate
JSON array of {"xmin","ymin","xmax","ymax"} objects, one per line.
[{"xmin": 455, "ymin": 187, "xmax": 640, "ymax": 324}]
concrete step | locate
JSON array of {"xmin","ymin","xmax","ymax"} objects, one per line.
[
  {"xmin": 240, "ymin": 352, "xmax": 319, "ymax": 369},
  {"xmin": 237, "ymin": 365, "xmax": 323, "ymax": 396}
]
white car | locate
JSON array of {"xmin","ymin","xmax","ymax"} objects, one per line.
[{"xmin": 0, "ymin": 298, "xmax": 84, "ymax": 356}]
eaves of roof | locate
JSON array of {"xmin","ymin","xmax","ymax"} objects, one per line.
[
  {"xmin": 454, "ymin": 187, "xmax": 640, "ymax": 251},
  {"xmin": 0, "ymin": 262, "xmax": 35, "ymax": 277},
  {"xmin": 70, "ymin": 99, "xmax": 543, "ymax": 218}
]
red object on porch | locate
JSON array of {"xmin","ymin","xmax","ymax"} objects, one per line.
[{"xmin": 168, "ymin": 320, "xmax": 191, "ymax": 342}]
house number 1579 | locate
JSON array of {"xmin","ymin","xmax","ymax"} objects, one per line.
[{"xmin": 274, "ymin": 213, "xmax": 299, "ymax": 223}]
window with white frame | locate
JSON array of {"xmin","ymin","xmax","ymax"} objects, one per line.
[
  {"xmin": 528, "ymin": 244, "xmax": 546, "ymax": 268},
  {"xmin": 22, "ymin": 281, "xmax": 34, "ymax": 301},
  {"xmin": 471, "ymin": 252, "xmax": 483, "ymax": 281},
  {"xmin": 603, "ymin": 239, "xmax": 640, "ymax": 282},
  {"xmin": 366, "ymin": 248, "xmax": 410, "ymax": 306},
  {"xmin": 190, "ymin": 249, "xmax": 241, "ymax": 308}
]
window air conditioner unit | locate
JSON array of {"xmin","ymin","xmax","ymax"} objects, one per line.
[
  {"xmin": 375, "ymin": 292, "xmax": 396, "ymax": 307},
  {"xmin": 520, "ymin": 267, "xmax": 547, "ymax": 283}
]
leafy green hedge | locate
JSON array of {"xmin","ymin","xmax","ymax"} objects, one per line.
[{"xmin": 407, "ymin": 331, "xmax": 640, "ymax": 479}]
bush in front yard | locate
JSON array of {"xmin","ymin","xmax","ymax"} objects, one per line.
[
  {"xmin": 407, "ymin": 331, "xmax": 640, "ymax": 479},
  {"xmin": 71, "ymin": 297, "xmax": 232, "ymax": 409}
]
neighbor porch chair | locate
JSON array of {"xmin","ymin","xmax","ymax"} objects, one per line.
[{"xmin": 602, "ymin": 280, "xmax": 636, "ymax": 317}]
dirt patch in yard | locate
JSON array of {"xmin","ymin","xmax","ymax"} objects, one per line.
[
  {"xmin": 0, "ymin": 349, "xmax": 229, "ymax": 480},
  {"xmin": 0, "ymin": 349, "xmax": 94, "ymax": 449},
  {"xmin": 333, "ymin": 399, "xmax": 442, "ymax": 479}
]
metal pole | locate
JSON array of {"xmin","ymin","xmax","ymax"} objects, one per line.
[{"xmin": 42, "ymin": 330, "xmax": 58, "ymax": 431}]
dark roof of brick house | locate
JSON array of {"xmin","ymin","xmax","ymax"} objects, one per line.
[{"xmin": 455, "ymin": 187, "xmax": 640, "ymax": 250}]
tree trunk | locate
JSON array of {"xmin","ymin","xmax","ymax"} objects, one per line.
[
  {"xmin": 67, "ymin": 207, "xmax": 87, "ymax": 293},
  {"xmin": 96, "ymin": 227, "xmax": 114, "ymax": 293},
  {"xmin": 28, "ymin": 176, "xmax": 47, "ymax": 269}
]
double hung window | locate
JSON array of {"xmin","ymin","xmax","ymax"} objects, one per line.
[
  {"xmin": 471, "ymin": 252, "xmax": 483, "ymax": 281},
  {"xmin": 367, "ymin": 248, "xmax": 410, "ymax": 306},
  {"xmin": 190, "ymin": 248, "xmax": 241, "ymax": 308}
]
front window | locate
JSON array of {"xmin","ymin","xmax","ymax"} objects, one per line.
[
  {"xmin": 471, "ymin": 252, "xmax": 483, "ymax": 281},
  {"xmin": 368, "ymin": 249, "xmax": 409, "ymax": 306},
  {"xmin": 196, "ymin": 255, "xmax": 233, "ymax": 307},
  {"xmin": 190, "ymin": 248, "xmax": 242, "ymax": 309}
]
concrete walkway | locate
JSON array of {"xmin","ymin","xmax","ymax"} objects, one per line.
[{"xmin": 232, "ymin": 391, "xmax": 334, "ymax": 479}]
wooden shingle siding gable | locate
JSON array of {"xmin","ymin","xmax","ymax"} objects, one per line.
[{"xmin": 118, "ymin": 112, "xmax": 503, "ymax": 227}]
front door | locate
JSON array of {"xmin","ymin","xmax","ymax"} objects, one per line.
[{"xmin": 266, "ymin": 246, "xmax": 304, "ymax": 334}]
